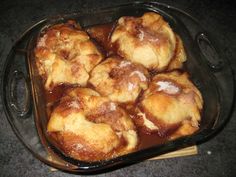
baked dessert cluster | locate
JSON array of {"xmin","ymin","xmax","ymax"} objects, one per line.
[{"xmin": 34, "ymin": 12, "xmax": 203, "ymax": 162}]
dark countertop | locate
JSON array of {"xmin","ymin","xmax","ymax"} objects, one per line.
[{"xmin": 0, "ymin": 0, "xmax": 235, "ymax": 177}]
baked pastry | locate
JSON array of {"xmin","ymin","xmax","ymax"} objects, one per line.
[
  {"xmin": 136, "ymin": 71, "xmax": 203, "ymax": 138},
  {"xmin": 110, "ymin": 12, "xmax": 186, "ymax": 71},
  {"xmin": 89, "ymin": 56, "xmax": 149, "ymax": 103},
  {"xmin": 47, "ymin": 88, "xmax": 138, "ymax": 161},
  {"xmin": 33, "ymin": 12, "xmax": 204, "ymax": 162},
  {"xmin": 35, "ymin": 20, "xmax": 103, "ymax": 90}
]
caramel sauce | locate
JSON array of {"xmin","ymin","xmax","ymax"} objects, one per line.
[
  {"xmin": 86, "ymin": 23, "xmax": 118, "ymax": 57},
  {"xmin": 45, "ymin": 84, "xmax": 67, "ymax": 103},
  {"xmin": 138, "ymin": 131, "xmax": 166, "ymax": 149},
  {"xmin": 43, "ymin": 23, "xmax": 178, "ymax": 159}
]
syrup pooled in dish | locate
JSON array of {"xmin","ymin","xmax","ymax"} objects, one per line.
[
  {"xmin": 136, "ymin": 71, "xmax": 203, "ymax": 139},
  {"xmin": 33, "ymin": 12, "xmax": 203, "ymax": 162},
  {"xmin": 110, "ymin": 12, "xmax": 186, "ymax": 71},
  {"xmin": 47, "ymin": 88, "xmax": 138, "ymax": 161},
  {"xmin": 34, "ymin": 20, "xmax": 103, "ymax": 90},
  {"xmin": 89, "ymin": 56, "xmax": 149, "ymax": 103}
]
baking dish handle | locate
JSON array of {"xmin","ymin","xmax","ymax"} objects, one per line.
[
  {"xmin": 7, "ymin": 69, "xmax": 31, "ymax": 118},
  {"xmin": 196, "ymin": 32, "xmax": 224, "ymax": 71},
  {"xmin": 195, "ymin": 32, "xmax": 235, "ymax": 135}
]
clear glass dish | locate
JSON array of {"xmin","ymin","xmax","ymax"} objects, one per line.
[{"xmin": 1, "ymin": 1, "xmax": 235, "ymax": 174}]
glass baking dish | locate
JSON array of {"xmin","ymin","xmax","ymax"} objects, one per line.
[{"xmin": 1, "ymin": 1, "xmax": 235, "ymax": 174}]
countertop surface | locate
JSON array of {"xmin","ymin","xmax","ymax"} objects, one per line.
[{"xmin": 0, "ymin": 0, "xmax": 236, "ymax": 177}]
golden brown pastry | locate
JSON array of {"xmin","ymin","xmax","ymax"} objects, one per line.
[
  {"xmin": 136, "ymin": 71, "xmax": 203, "ymax": 138},
  {"xmin": 110, "ymin": 12, "xmax": 186, "ymax": 71},
  {"xmin": 47, "ymin": 88, "xmax": 138, "ymax": 161},
  {"xmin": 89, "ymin": 56, "xmax": 149, "ymax": 103},
  {"xmin": 35, "ymin": 20, "xmax": 103, "ymax": 90}
]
